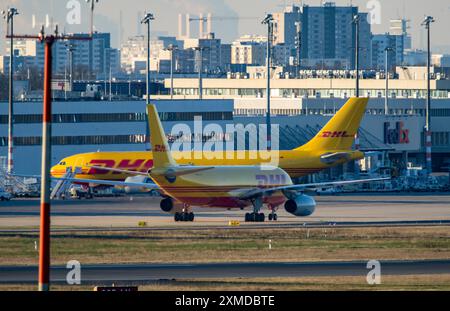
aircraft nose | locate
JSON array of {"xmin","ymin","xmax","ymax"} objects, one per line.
[{"xmin": 50, "ymin": 166, "xmax": 58, "ymax": 176}]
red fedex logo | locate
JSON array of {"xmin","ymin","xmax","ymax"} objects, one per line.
[
  {"xmin": 87, "ymin": 159, "xmax": 153, "ymax": 175},
  {"xmin": 384, "ymin": 122, "xmax": 410, "ymax": 145},
  {"xmin": 321, "ymin": 131, "xmax": 352, "ymax": 138}
]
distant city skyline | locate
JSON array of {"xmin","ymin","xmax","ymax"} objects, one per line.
[{"xmin": 1, "ymin": 0, "xmax": 450, "ymax": 53}]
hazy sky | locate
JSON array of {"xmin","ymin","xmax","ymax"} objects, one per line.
[{"xmin": 1, "ymin": 0, "xmax": 449, "ymax": 53}]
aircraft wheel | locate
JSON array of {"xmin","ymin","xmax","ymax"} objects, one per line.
[
  {"xmin": 188, "ymin": 212, "xmax": 194, "ymax": 222},
  {"xmin": 183, "ymin": 212, "xmax": 189, "ymax": 222},
  {"xmin": 268, "ymin": 214, "xmax": 273, "ymax": 221},
  {"xmin": 258, "ymin": 213, "xmax": 265, "ymax": 222},
  {"xmin": 245, "ymin": 213, "xmax": 250, "ymax": 222},
  {"xmin": 252, "ymin": 213, "xmax": 258, "ymax": 222},
  {"xmin": 174, "ymin": 212, "xmax": 180, "ymax": 222},
  {"xmin": 273, "ymin": 214, "xmax": 278, "ymax": 221}
]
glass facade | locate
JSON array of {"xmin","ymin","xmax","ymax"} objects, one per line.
[
  {"xmin": 0, "ymin": 111, "xmax": 232, "ymax": 124},
  {"xmin": 172, "ymin": 87, "xmax": 450, "ymax": 99},
  {"xmin": 0, "ymin": 135, "xmax": 147, "ymax": 146}
]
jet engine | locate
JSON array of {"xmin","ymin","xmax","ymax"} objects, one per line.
[{"xmin": 284, "ymin": 194, "xmax": 316, "ymax": 217}]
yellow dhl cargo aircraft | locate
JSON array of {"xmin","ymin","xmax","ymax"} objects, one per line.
[
  {"xmin": 55, "ymin": 100, "xmax": 388, "ymax": 222},
  {"xmin": 51, "ymin": 97, "xmax": 368, "ymax": 182}
]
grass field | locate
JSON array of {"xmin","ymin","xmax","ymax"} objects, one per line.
[
  {"xmin": 0, "ymin": 226, "xmax": 449, "ymax": 265},
  {"xmin": 2, "ymin": 274, "xmax": 450, "ymax": 291}
]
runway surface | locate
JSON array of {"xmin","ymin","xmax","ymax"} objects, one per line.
[
  {"xmin": 1, "ymin": 260, "xmax": 449, "ymax": 283},
  {"xmin": 0, "ymin": 194, "xmax": 449, "ymax": 229}
]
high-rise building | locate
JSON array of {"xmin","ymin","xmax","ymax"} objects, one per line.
[
  {"xmin": 231, "ymin": 36, "xmax": 267, "ymax": 66},
  {"xmin": 183, "ymin": 34, "xmax": 231, "ymax": 73},
  {"xmin": 298, "ymin": 2, "xmax": 371, "ymax": 69},
  {"xmin": 4, "ymin": 32, "xmax": 120, "ymax": 78},
  {"xmin": 272, "ymin": 5, "xmax": 302, "ymax": 46},
  {"xmin": 121, "ymin": 36, "xmax": 181, "ymax": 74},
  {"xmin": 390, "ymin": 19, "xmax": 412, "ymax": 50},
  {"xmin": 371, "ymin": 33, "xmax": 405, "ymax": 70},
  {"xmin": 273, "ymin": 44, "xmax": 293, "ymax": 66},
  {"xmin": 0, "ymin": 55, "xmax": 36, "ymax": 75}
]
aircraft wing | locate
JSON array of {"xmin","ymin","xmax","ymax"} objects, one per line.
[
  {"xmin": 320, "ymin": 152, "xmax": 353, "ymax": 164},
  {"xmin": 7, "ymin": 173, "xmax": 41, "ymax": 179},
  {"xmin": 238, "ymin": 177, "xmax": 390, "ymax": 199},
  {"xmin": 53, "ymin": 177, "xmax": 160, "ymax": 190}
]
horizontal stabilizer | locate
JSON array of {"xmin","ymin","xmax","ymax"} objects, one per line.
[{"xmin": 320, "ymin": 152, "xmax": 352, "ymax": 165}]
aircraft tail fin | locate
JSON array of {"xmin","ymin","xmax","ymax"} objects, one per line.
[
  {"xmin": 296, "ymin": 97, "xmax": 369, "ymax": 151},
  {"xmin": 147, "ymin": 104, "xmax": 177, "ymax": 169}
]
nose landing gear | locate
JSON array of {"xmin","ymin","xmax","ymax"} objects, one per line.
[
  {"xmin": 174, "ymin": 212, "xmax": 194, "ymax": 222},
  {"xmin": 174, "ymin": 204, "xmax": 195, "ymax": 222},
  {"xmin": 268, "ymin": 204, "xmax": 278, "ymax": 221}
]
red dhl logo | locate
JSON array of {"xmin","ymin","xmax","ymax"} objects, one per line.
[
  {"xmin": 320, "ymin": 131, "xmax": 352, "ymax": 138},
  {"xmin": 153, "ymin": 145, "xmax": 167, "ymax": 152},
  {"xmin": 256, "ymin": 174, "xmax": 287, "ymax": 186},
  {"xmin": 87, "ymin": 159, "xmax": 153, "ymax": 175}
]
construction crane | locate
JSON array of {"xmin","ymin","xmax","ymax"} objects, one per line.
[
  {"xmin": 185, "ymin": 14, "xmax": 259, "ymax": 38},
  {"xmin": 188, "ymin": 16, "xmax": 260, "ymax": 22}
]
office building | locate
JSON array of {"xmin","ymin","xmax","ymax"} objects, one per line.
[
  {"xmin": 390, "ymin": 19, "xmax": 412, "ymax": 50},
  {"xmin": 272, "ymin": 5, "xmax": 302, "ymax": 46},
  {"xmin": 299, "ymin": 2, "xmax": 371, "ymax": 69},
  {"xmin": 371, "ymin": 33, "xmax": 404, "ymax": 70}
]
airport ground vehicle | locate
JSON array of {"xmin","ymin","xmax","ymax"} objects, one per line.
[
  {"xmin": 69, "ymin": 185, "xmax": 94, "ymax": 199},
  {"xmin": 0, "ymin": 188, "xmax": 12, "ymax": 201}
]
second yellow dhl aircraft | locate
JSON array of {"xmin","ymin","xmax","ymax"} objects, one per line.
[{"xmin": 54, "ymin": 98, "xmax": 388, "ymax": 222}]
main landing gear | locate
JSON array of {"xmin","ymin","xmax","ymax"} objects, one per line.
[
  {"xmin": 174, "ymin": 204, "xmax": 195, "ymax": 222},
  {"xmin": 245, "ymin": 196, "xmax": 265, "ymax": 222},
  {"xmin": 245, "ymin": 212, "xmax": 265, "ymax": 222},
  {"xmin": 245, "ymin": 199, "xmax": 279, "ymax": 222}
]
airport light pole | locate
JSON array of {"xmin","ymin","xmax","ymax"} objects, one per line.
[
  {"xmin": 295, "ymin": 21, "xmax": 301, "ymax": 78},
  {"xmin": 422, "ymin": 16, "xmax": 435, "ymax": 175},
  {"xmin": 262, "ymin": 13, "xmax": 274, "ymax": 151},
  {"xmin": 384, "ymin": 47, "xmax": 393, "ymax": 115},
  {"xmin": 67, "ymin": 44, "xmax": 74, "ymax": 89},
  {"xmin": 351, "ymin": 14, "xmax": 361, "ymax": 177},
  {"xmin": 352, "ymin": 14, "xmax": 360, "ymax": 98},
  {"xmin": 193, "ymin": 46, "xmax": 207, "ymax": 100},
  {"xmin": 141, "ymin": 12, "xmax": 155, "ymax": 151},
  {"xmin": 86, "ymin": 0, "xmax": 99, "ymax": 76},
  {"xmin": 2, "ymin": 8, "xmax": 19, "ymax": 174},
  {"xmin": 86, "ymin": 0, "xmax": 98, "ymax": 35},
  {"xmin": 141, "ymin": 12, "xmax": 154, "ymax": 104},
  {"xmin": 7, "ymin": 26, "xmax": 91, "ymax": 291},
  {"xmin": 167, "ymin": 44, "xmax": 178, "ymax": 99},
  {"xmin": 40, "ymin": 31, "xmax": 54, "ymax": 292}
]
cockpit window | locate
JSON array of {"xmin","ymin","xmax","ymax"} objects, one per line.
[{"xmin": 59, "ymin": 161, "xmax": 66, "ymax": 166}]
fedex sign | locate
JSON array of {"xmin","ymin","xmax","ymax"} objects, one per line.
[{"xmin": 384, "ymin": 122, "xmax": 410, "ymax": 145}]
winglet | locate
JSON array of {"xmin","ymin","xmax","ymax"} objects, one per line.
[{"xmin": 147, "ymin": 104, "xmax": 177, "ymax": 168}]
